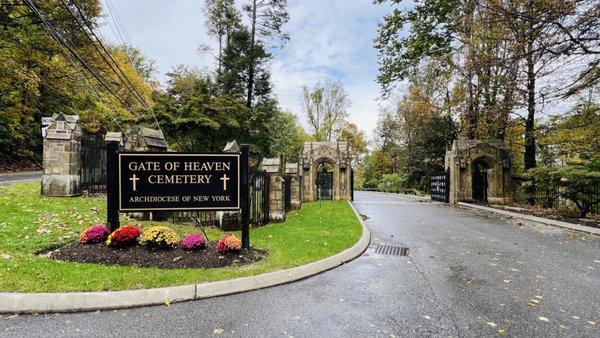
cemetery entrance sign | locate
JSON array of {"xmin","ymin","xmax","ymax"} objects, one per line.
[
  {"xmin": 106, "ymin": 142, "xmax": 251, "ymax": 248},
  {"xmin": 118, "ymin": 153, "xmax": 240, "ymax": 211}
]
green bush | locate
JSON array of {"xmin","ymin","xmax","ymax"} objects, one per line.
[
  {"xmin": 524, "ymin": 159, "xmax": 600, "ymax": 217},
  {"xmin": 377, "ymin": 173, "xmax": 407, "ymax": 192}
]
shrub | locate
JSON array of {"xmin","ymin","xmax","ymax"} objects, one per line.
[
  {"xmin": 106, "ymin": 225, "xmax": 141, "ymax": 248},
  {"xmin": 216, "ymin": 234, "xmax": 242, "ymax": 254},
  {"xmin": 79, "ymin": 224, "xmax": 109, "ymax": 244},
  {"xmin": 180, "ymin": 233, "xmax": 206, "ymax": 251},
  {"xmin": 141, "ymin": 226, "xmax": 179, "ymax": 249}
]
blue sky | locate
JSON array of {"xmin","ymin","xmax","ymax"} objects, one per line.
[{"xmin": 98, "ymin": 0, "xmax": 394, "ymax": 137}]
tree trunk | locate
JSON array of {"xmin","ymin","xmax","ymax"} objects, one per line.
[
  {"xmin": 217, "ymin": 33, "xmax": 222, "ymax": 79},
  {"xmin": 524, "ymin": 4, "xmax": 537, "ymax": 205},
  {"xmin": 246, "ymin": 0, "xmax": 257, "ymax": 108},
  {"xmin": 524, "ymin": 37, "xmax": 536, "ymax": 172},
  {"xmin": 464, "ymin": 0, "xmax": 477, "ymax": 139}
]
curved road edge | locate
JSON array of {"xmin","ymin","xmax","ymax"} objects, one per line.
[{"xmin": 0, "ymin": 201, "xmax": 371, "ymax": 314}]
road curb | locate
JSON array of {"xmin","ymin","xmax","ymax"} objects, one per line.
[
  {"xmin": 0, "ymin": 201, "xmax": 370, "ymax": 314},
  {"xmin": 457, "ymin": 202, "xmax": 600, "ymax": 235}
]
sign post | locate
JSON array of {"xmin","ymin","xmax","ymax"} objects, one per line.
[
  {"xmin": 106, "ymin": 141, "xmax": 120, "ymax": 232},
  {"xmin": 240, "ymin": 144, "xmax": 250, "ymax": 248}
]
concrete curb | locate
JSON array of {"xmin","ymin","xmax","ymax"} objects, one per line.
[
  {"xmin": 0, "ymin": 201, "xmax": 370, "ymax": 314},
  {"xmin": 458, "ymin": 202, "xmax": 600, "ymax": 235}
]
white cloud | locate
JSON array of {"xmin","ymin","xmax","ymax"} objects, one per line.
[{"xmin": 99, "ymin": 0, "xmax": 391, "ymax": 135}]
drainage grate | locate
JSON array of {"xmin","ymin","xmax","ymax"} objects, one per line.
[{"xmin": 375, "ymin": 245, "xmax": 409, "ymax": 256}]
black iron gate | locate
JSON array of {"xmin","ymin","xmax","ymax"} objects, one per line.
[
  {"xmin": 472, "ymin": 171, "xmax": 488, "ymax": 203},
  {"xmin": 317, "ymin": 172, "xmax": 333, "ymax": 200},
  {"xmin": 430, "ymin": 170, "xmax": 450, "ymax": 203},
  {"xmin": 250, "ymin": 170, "xmax": 270, "ymax": 225},
  {"xmin": 80, "ymin": 138, "xmax": 107, "ymax": 194}
]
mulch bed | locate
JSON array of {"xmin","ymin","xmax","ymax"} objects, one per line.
[{"xmin": 41, "ymin": 242, "xmax": 267, "ymax": 269}]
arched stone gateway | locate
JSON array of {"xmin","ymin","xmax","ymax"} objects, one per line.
[
  {"xmin": 300, "ymin": 141, "xmax": 352, "ymax": 202},
  {"xmin": 445, "ymin": 140, "xmax": 513, "ymax": 205}
]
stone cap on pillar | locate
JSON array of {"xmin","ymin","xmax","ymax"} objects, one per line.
[
  {"xmin": 104, "ymin": 131, "xmax": 123, "ymax": 144},
  {"xmin": 45, "ymin": 113, "xmax": 81, "ymax": 140},
  {"xmin": 260, "ymin": 157, "xmax": 281, "ymax": 174},
  {"xmin": 284, "ymin": 163, "xmax": 300, "ymax": 175},
  {"xmin": 124, "ymin": 126, "xmax": 168, "ymax": 151},
  {"xmin": 223, "ymin": 140, "xmax": 240, "ymax": 153}
]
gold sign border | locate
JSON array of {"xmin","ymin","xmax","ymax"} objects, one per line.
[{"xmin": 118, "ymin": 152, "xmax": 241, "ymax": 212}]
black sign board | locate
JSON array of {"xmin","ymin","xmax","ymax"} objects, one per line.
[{"xmin": 118, "ymin": 153, "xmax": 240, "ymax": 211}]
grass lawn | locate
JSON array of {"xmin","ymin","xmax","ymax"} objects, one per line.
[{"xmin": 0, "ymin": 182, "xmax": 362, "ymax": 292}]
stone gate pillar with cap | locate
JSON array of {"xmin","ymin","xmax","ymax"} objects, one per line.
[
  {"xmin": 285, "ymin": 162, "xmax": 302, "ymax": 210},
  {"xmin": 261, "ymin": 157, "xmax": 286, "ymax": 222},
  {"xmin": 41, "ymin": 113, "xmax": 82, "ymax": 196}
]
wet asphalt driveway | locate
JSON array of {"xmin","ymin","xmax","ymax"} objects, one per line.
[{"xmin": 2, "ymin": 191, "xmax": 599, "ymax": 337}]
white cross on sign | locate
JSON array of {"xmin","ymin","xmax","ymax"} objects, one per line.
[
  {"xmin": 220, "ymin": 174, "xmax": 230, "ymax": 191},
  {"xmin": 129, "ymin": 174, "xmax": 139, "ymax": 192}
]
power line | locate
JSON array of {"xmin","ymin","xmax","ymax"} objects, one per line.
[
  {"xmin": 70, "ymin": 0, "xmax": 164, "ymax": 133},
  {"xmin": 60, "ymin": 0, "xmax": 149, "ymax": 110},
  {"xmin": 23, "ymin": 0, "xmax": 130, "ymax": 136},
  {"xmin": 105, "ymin": 0, "xmax": 132, "ymax": 45}
]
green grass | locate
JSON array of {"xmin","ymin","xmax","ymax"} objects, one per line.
[{"xmin": 0, "ymin": 182, "xmax": 362, "ymax": 292}]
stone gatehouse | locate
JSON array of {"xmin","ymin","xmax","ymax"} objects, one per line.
[
  {"xmin": 445, "ymin": 140, "xmax": 513, "ymax": 205},
  {"xmin": 300, "ymin": 141, "xmax": 352, "ymax": 202}
]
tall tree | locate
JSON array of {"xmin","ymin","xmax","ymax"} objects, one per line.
[
  {"xmin": 243, "ymin": 0, "xmax": 289, "ymax": 107},
  {"xmin": 337, "ymin": 122, "xmax": 368, "ymax": 167},
  {"xmin": 302, "ymin": 80, "xmax": 351, "ymax": 141},
  {"xmin": 203, "ymin": 0, "xmax": 239, "ymax": 77}
]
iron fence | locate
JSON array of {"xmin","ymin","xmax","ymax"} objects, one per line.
[
  {"xmin": 512, "ymin": 177, "xmax": 600, "ymax": 215},
  {"xmin": 250, "ymin": 170, "xmax": 270, "ymax": 225},
  {"xmin": 80, "ymin": 138, "xmax": 107, "ymax": 194}
]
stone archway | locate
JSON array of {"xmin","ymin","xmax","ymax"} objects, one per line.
[
  {"xmin": 300, "ymin": 141, "xmax": 352, "ymax": 202},
  {"xmin": 445, "ymin": 140, "xmax": 513, "ymax": 205}
]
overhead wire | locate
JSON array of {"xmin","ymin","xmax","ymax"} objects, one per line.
[
  {"xmin": 76, "ymin": 0, "xmax": 164, "ymax": 133},
  {"xmin": 23, "ymin": 0, "xmax": 129, "ymax": 137},
  {"xmin": 60, "ymin": 0, "xmax": 149, "ymax": 110}
]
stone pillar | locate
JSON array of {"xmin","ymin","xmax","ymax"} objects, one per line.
[
  {"xmin": 268, "ymin": 174, "xmax": 286, "ymax": 221},
  {"xmin": 285, "ymin": 163, "xmax": 302, "ymax": 210},
  {"xmin": 261, "ymin": 157, "xmax": 286, "ymax": 222},
  {"xmin": 42, "ymin": 114, "xmax": 82, "ymax": 196}
]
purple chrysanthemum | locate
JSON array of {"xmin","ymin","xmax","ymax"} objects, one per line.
[
  {"xmin": 181, "ymin": 233, "xmax": 206, "ymax": 251},
  {"xmin": 80, "ymin": 224, "xmax": 110, "ymax": 244}
]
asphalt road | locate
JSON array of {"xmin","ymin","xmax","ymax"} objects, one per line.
[
  {"xmin": 0, "ymin": 171, "xmax": 41, "ymax": 185},
  {"xmin": 2, "ymin": 191, "xmax": 599, "ymax": 337}
]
